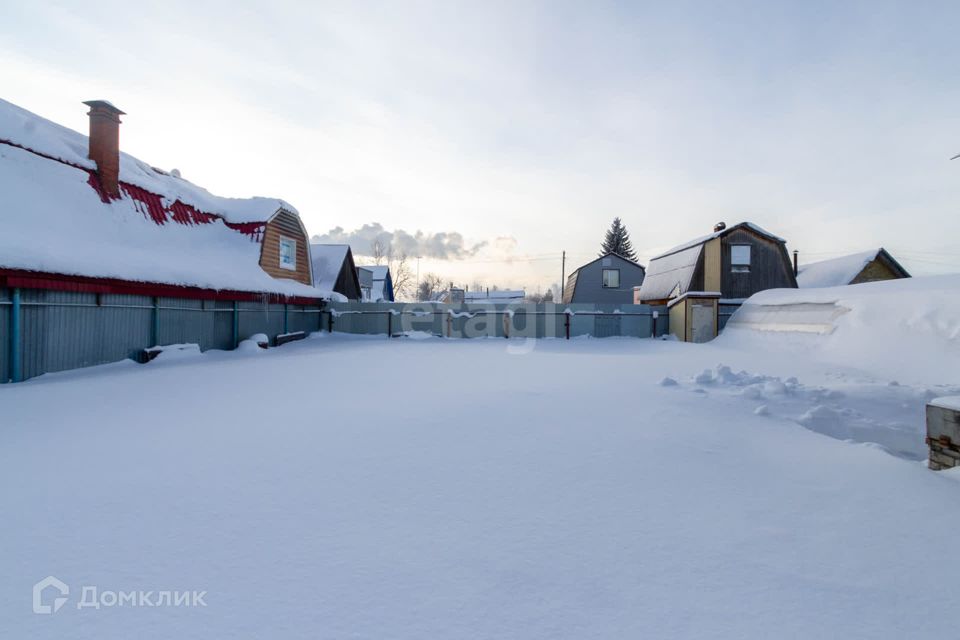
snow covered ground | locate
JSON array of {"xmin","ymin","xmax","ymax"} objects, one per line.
[{"xmin": 2, "ymin": 278, "xmax": 959, "ymax": 638}]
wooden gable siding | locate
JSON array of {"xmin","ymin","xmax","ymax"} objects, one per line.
[
  {"xmin": 719, "ymin": 228, "xmax": 796, "ymax": 299},
  {"xmin": 851, "ymin": 258, "xmax": 901, "ymax": 284},
  {"xmin": 259, "ymin": 210, "xmax": 312, "ymax": 286},
  {"xmin": 685, "ymin": 247, "xmax": 708, "ymax": 300}
]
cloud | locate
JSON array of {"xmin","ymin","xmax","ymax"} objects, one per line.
[{"xmin": 311, "ymin": 222, "xmax": 487, "ymax": 260}]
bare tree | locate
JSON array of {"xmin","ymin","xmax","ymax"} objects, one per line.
[
  {"xmin": 389, "ymin": 252, "xmax": 414, "ymax": 300},
  {"xmin": 371, "ymin": 239, "xmax": 387, "ymax": 265},
  {"xmin": 417, "ymin": 273, "xmax": 444, "ymax": 301}
]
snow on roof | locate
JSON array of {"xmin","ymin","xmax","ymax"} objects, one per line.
[
  {"xmin": 311, "ymin": 244, "xmax": 351, "ymax": 291},
  {"xmin": 635, "ymin": 244, "xmax": 702, "ymax": 302},
  {"xmin": 0, "ymin": 143, "xmax": 329, "ymax": 297},
  {"xmin": 796, "ymin": 249, "xmax": 882, "ymax": 288},
  {"xmin": 931, "ymin": 396, "xmax": 960, "ymax": 412},
  {"xmin": 0, "ymin": 97, "xmax": 295, "ymax": 224},
  {"xmin": 651, "ymin": 222, "xmax": 785, "ymax": 261}
]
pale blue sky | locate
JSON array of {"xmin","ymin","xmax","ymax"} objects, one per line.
[{"xmin": 2, "ymin": 0, "xmax": 958, "ymax": 290}]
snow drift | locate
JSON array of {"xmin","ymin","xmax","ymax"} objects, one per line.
[{"xmin": 722, "ymin": 274, "xmax": 960, "ymax": 383}]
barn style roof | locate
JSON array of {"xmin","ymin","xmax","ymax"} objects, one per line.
[
  {"xmin": 637, "ymin": 222, "xmax": 786, "ymax": 303},
  {"xmin": 0, "ymin": 98, "xmax": 336, "ymax": 299},
  {"xmin": 797, "ymin": 248, "xmax": 910, "ymax": 288}
]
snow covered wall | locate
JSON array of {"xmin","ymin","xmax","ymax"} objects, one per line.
[{"xmin": 722, "ymin": 275, "xmax": 960, "ymax": 383}]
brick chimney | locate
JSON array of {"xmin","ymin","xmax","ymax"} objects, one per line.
[{"xmin": 83, "ymin": 100, "xmax": 125, "ymax": 197}]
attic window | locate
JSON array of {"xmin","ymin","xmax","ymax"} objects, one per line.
[
  {"xmin": 731, "ymin": 244, "xmax": 751, "ymax": 273},
  {"xmin": 279, "ymin": 236, "xmax": 297, "ymax": 271},
  {"xmin": 602, "ymin": 268, "xmax": 620, "ymax": 288}
]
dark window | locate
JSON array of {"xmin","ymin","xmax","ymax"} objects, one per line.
[{"xmin": 730, "ymin": 244, "xmax": 751, "ymax": 273}]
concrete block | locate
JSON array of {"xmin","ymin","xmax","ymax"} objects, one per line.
[
  {"xmin": 927, "ymin": 404, "xmax": 960, "ymax": 444},
  {"xmin": 930, "ymin": 451, "xmax": 958, "ymax": 468}
]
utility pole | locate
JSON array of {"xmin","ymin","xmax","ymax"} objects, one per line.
[
  {"xmin": 561, "ymin": 250, "xmax": 566, "ymax": 301},
  {"xmin": 416, "ymin": 256, "xmax": 421, "ymax": 301}
]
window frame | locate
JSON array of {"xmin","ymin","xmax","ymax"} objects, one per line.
[
  {"xmin": 730, "ymin": 244, "xmax": 751, "ymax": 273},
  {"xmin": 601, "ymin": 268, "xmax": 621, "ymax": 288},
  {"xmin": 279, "ymin": 235, "xmax": 298, "ymax": 271}
]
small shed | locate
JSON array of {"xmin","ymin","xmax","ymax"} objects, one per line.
[
  {"xmin": 562, "ymin": 253, "xmax": 646, "ymax": 304},
  {"xmin": 797, "ymin": 248, "xmax": 910, "ymax": 288},
  {"xmin": 668, "ymin": 292, "xmax": 721, "ymax": 343},
  {"xmin": 356, "ymin": 267, "xmax": 373, "ymax": 301},
  {"xmin": 311, "ymin": 244, "xmax": 362, "ymax": 300},
  {"xmin": 354, "ymin": 265, "xmax": 395, "ymax": 302}
]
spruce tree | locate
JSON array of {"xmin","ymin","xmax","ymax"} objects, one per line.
[{"xmin": 600, "ymin": 217, "xmax": 638, "ymax": 261}]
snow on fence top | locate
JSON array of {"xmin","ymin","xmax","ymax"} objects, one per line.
[{"xmin": 0, "ymin": 98, "xmax": 333, "ymax": 298}]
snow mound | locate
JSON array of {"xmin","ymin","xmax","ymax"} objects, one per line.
[
  {"xmin": 681, "ymin": 364, "xmax": 959, "ymax": 459},
  {"xmin": 722, "ymin": 275, "xmax": 960, "ymax": 383}
]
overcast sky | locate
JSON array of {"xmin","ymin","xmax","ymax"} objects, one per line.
[{"xmin": 2, "ymin": 1, "xmax": 958, "ymax": 291}]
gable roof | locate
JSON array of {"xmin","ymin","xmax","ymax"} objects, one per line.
[
  {"xmin": 637, "ymin": 222, "xmax": 787, "ymax": 302},
  {"xmin": 311, "ymin": 244, "xmax": 362, "ymax": 299},
  {"xmin": 797, "ymin": 248, "xmax": 910, "ymax": 288},
  {"xmin": 569, "ymin": 251, "xmax": 645, "ymax": 276},
  {"xmin": 0, "ymin": 98, "xmax": 331, "ymax": 298},
  {"xmin": 649, "ymin": 222, "xmax": 785, "ymax": 261}
]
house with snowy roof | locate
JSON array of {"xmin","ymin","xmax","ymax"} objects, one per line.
[
  {"xmin": 311, "ymin": 244, "xmax": 362, "ymax": 300},
  {"xmin": 0, "ymin": 97, "xmax": 338, "ymax": 382},
  {"xmin": 797, "ymin": 248, "xmax": 910, "ymax": 288},
  {"xmin": 636, "ymin": 222, "xmax": 797, "ymax": 306},
  {"xmin": 0, "ymin": 98, "xmax": 332, "ymax": 299},
  {"xmin": 355, "ymin": 265, "xmax": 395, "ymax": 302}
]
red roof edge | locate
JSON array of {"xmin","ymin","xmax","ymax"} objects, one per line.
[
  {"xmin": 3, "ymin": 139, "xmax": 268, "ymax": 241},
  {"xmin": 0, "ymin": 268, "xmax": 325, "ymax": 306}
]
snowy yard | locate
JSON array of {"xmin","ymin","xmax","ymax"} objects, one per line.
[{"xmin": 3, "ymin": 307, "xmax": 960, "ymax": 639}]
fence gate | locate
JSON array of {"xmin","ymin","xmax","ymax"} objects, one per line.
[{"xmin": 594, "ymin": 314, "xmax": 622, "ymax": 338}]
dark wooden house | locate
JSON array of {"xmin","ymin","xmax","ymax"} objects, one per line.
[{"xmin": 637, "ymin": 222, "xmax": 797, "ymax": 305}]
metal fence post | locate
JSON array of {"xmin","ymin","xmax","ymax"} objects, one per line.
[
  {"xmin": 232, "ymin": 301, "xmax": 240, "ymax": 349},
  {"xmin": 283, "ymin": 303, "xmax": 289, "ymax": 335},
  {"xmin": 10, "ymin": 287, "xmax": 22, "ymax": 383},
  {"xmin": 387, "ymin": 311, "xmax": 392, "ymax": 338},
  {"xmin": 152, "ymin": 296, "xmax": 161, "ymax": 346}
]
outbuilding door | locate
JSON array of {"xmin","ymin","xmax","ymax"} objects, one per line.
[{"xmin": 690, "ymin": 302, "xmax": 715, "ymax": 343}]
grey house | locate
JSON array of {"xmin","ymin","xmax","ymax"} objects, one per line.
[{"xmin": 562, "ymin": 253, "xmax": 646, "ymax": 304}]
